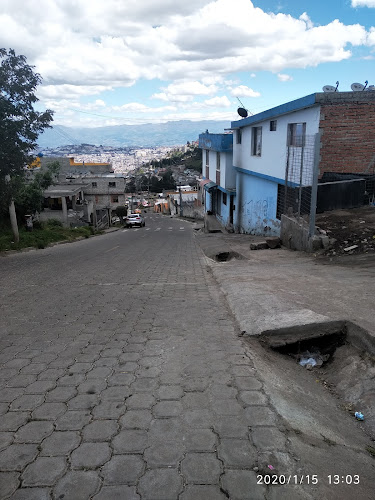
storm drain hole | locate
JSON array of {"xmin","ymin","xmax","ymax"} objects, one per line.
[
  {"xmin": 272, "ymin": 332, "xmax": 347, "ymax": 368},
  {"xmin": 216, "ymin": 252, "xmax": 230, "ymax": 262}
]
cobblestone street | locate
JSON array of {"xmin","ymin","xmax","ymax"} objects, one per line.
[
  {"xmin": 1, "ymin": 215, "xmax": 374, "ymax": 499},
  {"xmin": 0, "ymin": 216, "xmax": 274, "ymax": 500}
]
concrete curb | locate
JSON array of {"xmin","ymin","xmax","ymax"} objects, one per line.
[{"xmin": 0, "ymin": 227, "xmax": 121, "ymax": 256}]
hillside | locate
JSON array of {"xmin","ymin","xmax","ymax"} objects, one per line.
[{"xmin": 38, "ymin": 120, "xmax": 231, "ymax": 149}]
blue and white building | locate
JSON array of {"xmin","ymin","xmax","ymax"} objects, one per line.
[
  {"xmin": 198, "ymin": 132, "xmax": 236, "ymax": 230},
  {"xmin": 230, "ymin": 95, "xmax": 321, "ymax": 235},
  {"xmin": 200, "ymin": 95, "xmax": 324, "ymax": 235},
  {"xmin": 200, "ymin": 91, "xmax": 375, "ymax": 236}
]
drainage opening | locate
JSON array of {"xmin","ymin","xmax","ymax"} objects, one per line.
[
  {"xmin": 272, "ymin": 331, "xmax": 346, "ymax": 368},
  {"xmin": 216, "ymin": 252, "xmax": 230, "ymax": 262},
  {"xmin": 214, "ymin": 250, "xmax": 244, "ymax": 262}
]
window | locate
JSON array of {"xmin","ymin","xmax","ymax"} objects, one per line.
[
  {"xmin": 270, "ymin": 120, "xmax": 277, "ymax": 131},
  {"xmin": 206, "ymin": 165, "xmax": 210, "ymax": 179},
  {"xmin": 92, "ymin": 182, "xmax": 97, "ymax": 187},
  {"xmin": 109, "ymin": 182, "xmax": 116, "ymax": 187},
  {"xmin": 236, "ymin": 129, "xmax": 242, "ymax": 144},
  {"xmin": 287, "ymin": 122, "xmax": 306, "ymax": 147},
  {"xmin": 205, "ymin": 150, "xmax": 210, "ymax": 179},
  {"xmin": 111, "ymin": 195, "xmax": 119, "ymax": 203},
  {"xmin": 251, "ymin": 127, "xmax": 262, "ymax": 156},
  {"xmin": 223, "ymin": 192, "xmax": 227, "ymax": 205},
  {"xmin": 216, "ymin": 152, "xmax": 221, "ymax": 171}
]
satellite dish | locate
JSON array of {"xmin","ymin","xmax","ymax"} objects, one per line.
[
  {"xmin": 351, "ymin": 82, "xmax": 365, "ymax": 91},
  {"xmin": 237, "ymin": 107, "xmax": 248, "ymax": 118},
  {"xmin": 322, "ymin": 85, "xmax": 336, "ymax": 93},
  {"xmin": 366, "ymin": 85, "xmax": 375, "ymax": 91}
]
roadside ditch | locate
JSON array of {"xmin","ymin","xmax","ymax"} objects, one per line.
[{"xmin": 257, "ymin": 320, "xmax": 375, "ymax": 442}]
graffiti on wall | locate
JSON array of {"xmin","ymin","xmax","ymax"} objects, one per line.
[{"xmin": 241, "ymin": 198, "xmax": 280, "ymax": 235}]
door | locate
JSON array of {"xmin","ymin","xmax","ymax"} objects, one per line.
[{"xmin": 229, "ymin": 195, "xmax": 234, "ymax": 224}]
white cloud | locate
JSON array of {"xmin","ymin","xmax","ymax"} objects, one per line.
[
  {"xmin": 230, "ymin": 85, "xmax": 261, "ymax": 97},
  {"xmin": 1, "ymin": 0, "xmax": 371, "ymax": 89},
  {"xmin": 299, "ymin": 12, "xmax": 313, "ymax": 29},
  {"xmin": 162, "ymin": 81, "xmax": 218, "ymax": 96},
  {"xmin": 113, "ymin": 103, "xmax": 149, "ymax": 112},
  {"xmin": 1, "ymin": 0, "xmax": 374, "ymax": 126},
  {"xmin": 151, "ymin": 81, "xmax": 218, "ymax": 103},
  {"xmin": 152, "ymin": 92, "xmax": 193, "ymax": 102},
  {"xmin": 367, "ymin": 27, "xmax": 375, "ymax": 45},
  {"xmin": 351, "ymin": 0, "xmax": 375, "ymax": 7},
  {"xmin": 37, "ymin": 85, "xmax": 113, "ymax": 100},
  {"xmin": 204, "ymin": 96, "xmax": 231, "ymax": 107},
  {"xmin": 277, "ymin": 73, "xmax": 293, "ymax": 82}
]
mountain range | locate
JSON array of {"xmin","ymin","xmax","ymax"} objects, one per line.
[{"xmin": 37, "ymin": 120, "xmax": 231, "ymax": 149}]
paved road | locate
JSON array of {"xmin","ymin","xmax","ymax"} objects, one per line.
[
  {"xmin": 1, "ymin": 215, "xmax": 373, "ymax": 499},
  {"xmin": 0, "ymin": 214, "xmax": 270, "ymax": 500}
]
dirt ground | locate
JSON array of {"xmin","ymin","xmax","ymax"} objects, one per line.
[{"xmin": 316, "ymin": 205, "xmax": 375, "ymax": 257}]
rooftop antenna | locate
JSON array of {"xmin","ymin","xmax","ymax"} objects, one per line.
[
  {"xmin": 236, "ymin": 97, "xmax": 249, "ymax": 118},
  {"xmin": 335, "ymin": 81, "xmax": 339, "ymax": 91},
  {"xmin": 351, "ymin": 81, "xmax": 367, "ymax": 91}
]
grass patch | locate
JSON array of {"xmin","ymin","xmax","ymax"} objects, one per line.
[{"xmin": 0, "ymin": 223, "xmax": 100, "ymax": 252}]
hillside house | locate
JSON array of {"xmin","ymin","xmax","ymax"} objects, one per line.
[
  {"xmin": 39, "ymin": 157, "xmax": 125, "ymax": 227},
  {"xmin": 200, "ymin": 91, "xmax": 375, "ymax": 235},
  {"xmin": 198, "ymin": 132, "xmax": 236, "ymax": 230}
]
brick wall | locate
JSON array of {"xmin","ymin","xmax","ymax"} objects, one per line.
[{"xmin": 319, "ymin": 102, "xmax": 375, "ymax": 176}]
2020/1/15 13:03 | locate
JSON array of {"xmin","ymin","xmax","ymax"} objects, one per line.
[
  {"xmin": 257, "ymin": 475, "xmax": 360, "ymax": 485},
  {"xmin": 328, "ymin": 475, "xmax": 360, "ymax": 485}
]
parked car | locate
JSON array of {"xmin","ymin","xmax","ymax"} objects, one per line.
[{"xmin": 124, "ymin": 213, "xmax": 145, "ymax": 228}]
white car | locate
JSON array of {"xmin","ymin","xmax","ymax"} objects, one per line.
[{"xmin": 124, "ymin": 213, "xmax": 145, "ymax": 228}]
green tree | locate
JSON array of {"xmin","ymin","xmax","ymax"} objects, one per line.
[
  {"xmin": 0, "ymin": 48, "xmax": 54, "ymax": 240},
  {"xmin": 115, "ymin": 205, "xmax": 127, "ymax": 219},
  {"xmin": 14, "ymin": 161, "xmax": 60, "ymax": 220},
  {"xmin": 125, "ymin": 178, "xmax": 136, "ymax": 193},
  {"xmin": 160, "ymin": 169, "xmax": 176, "ymax": 190}
]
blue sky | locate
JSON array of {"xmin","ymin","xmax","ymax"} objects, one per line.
[{"xmin": 1, "ymin": 0, "xmax": 374, "ymax": 128}]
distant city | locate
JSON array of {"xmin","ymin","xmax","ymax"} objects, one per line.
[{"xmin": 40, "ymin": 143, "xmax": 183, "ymax": 175}]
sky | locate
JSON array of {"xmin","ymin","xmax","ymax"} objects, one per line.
[{"xmin": 1, "ymin": 0, "xmax": 374, "ymax": 129}]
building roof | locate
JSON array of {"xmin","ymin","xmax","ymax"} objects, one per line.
[
  {"xmin": 231, "ymin": 90, "xmax": 375, "ymax": 129},
  {"xmin": 204, "ymin": 181, "xmax": 217, "ymax": 191},
  {"xmin": 44, "ymin": 184, "xmax": 89, "ymax": 198}
]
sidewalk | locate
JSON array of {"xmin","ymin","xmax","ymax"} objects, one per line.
[
  {"xmin": 196, "ymin": 231, "xmax": 375, "ymax": 497},
  {"xmin": 196, "ymin": 232, "xmax": 375, "ymax": 339}
]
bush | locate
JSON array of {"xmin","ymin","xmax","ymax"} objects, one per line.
[{"xmin": 45, "ymin": 218, "xmax": 63, "ymax": 227}]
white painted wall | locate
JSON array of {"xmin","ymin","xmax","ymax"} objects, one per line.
[
  {"xmin": 220, "ymin": 151, "xmax": 236, "ymax": 190},
  {"xmin": 233, "ymin": 106, "xmax": 321, "ymax": 181},
  {"xmin": 202, "ymin": 149, "xmax": 235, "ymax": 190}
]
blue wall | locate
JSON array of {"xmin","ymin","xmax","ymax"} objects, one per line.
[
  {"xmin": 215, "ymin": 190, "xmax": 232, "ymax": 227},
  {"xmin": 235, "ymin": 172, "xmax": 281, "ymax": 235},
  {"xmin": 205, "ymin": 190, "xmax": 212, "ymax": 212},
  {"xmin": 199, "ymin": 133, "xmax": 233, "ymax": 152}
]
